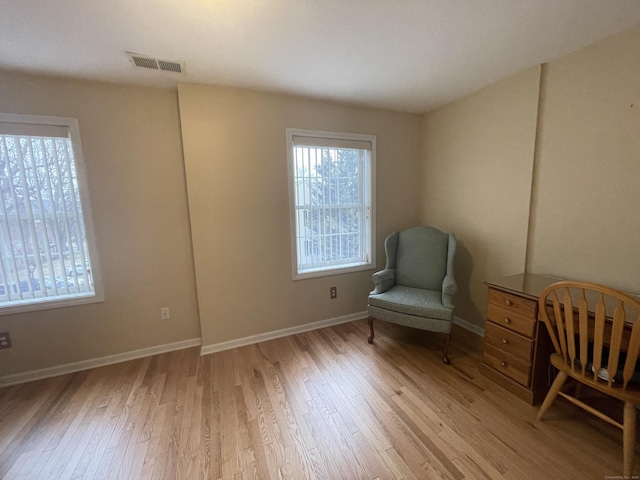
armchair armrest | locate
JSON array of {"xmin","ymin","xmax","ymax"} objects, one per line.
[
  {"xmin": 371, "ymin": 268, "xmax": 395, "ymax": 294},
  {"xmin": 442, "ymin": 274, "xmax": 458, "ymax": 309}
]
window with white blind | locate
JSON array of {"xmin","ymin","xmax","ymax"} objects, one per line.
[
  {"xmin": 287, "ymin": 129, "xmax": 376, "ymax": 279},
  {"xmin": 0, "ymin": 113, "xmax": 102, "ymax": 313}
]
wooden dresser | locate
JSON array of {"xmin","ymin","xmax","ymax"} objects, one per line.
[{"xmin": 479, "ymin": 273, "xmax": 557, "ymax": 404}]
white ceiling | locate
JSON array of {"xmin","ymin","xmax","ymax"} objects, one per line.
[{"xmin": 2, "ymin": 1, "xmax": 640, "ymax": 113}]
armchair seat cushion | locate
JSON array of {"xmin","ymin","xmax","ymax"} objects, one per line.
[{"xmin": 368, "ymin": 286, "xmax": 453, "ymax": 321}]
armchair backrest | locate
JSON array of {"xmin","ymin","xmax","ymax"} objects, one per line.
[{"xmin": 393, "ymin": 226, "xmax": 452, "ymax": 292}]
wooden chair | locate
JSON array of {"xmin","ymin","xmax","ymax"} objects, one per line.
[{"xmin": 537, "ymin": 281, "xmax": 640, "ymax": 477}]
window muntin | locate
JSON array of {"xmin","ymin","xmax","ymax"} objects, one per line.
[
  {"xmin": 287, "ymin": 129, "xmax": 375, "ymax": 279},
  {"xmin": 0, "ymin": 113, "xmax": 102, "ymax": 313}
]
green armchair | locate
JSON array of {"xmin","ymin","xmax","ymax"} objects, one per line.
[{"xmin": 367, "ymin": 226, "xmax": 458, "ymax": 364}]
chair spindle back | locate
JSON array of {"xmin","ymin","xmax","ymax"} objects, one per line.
[{"xmin": 539, "ymin": 281, "xmax": 640, "ymax": 390}]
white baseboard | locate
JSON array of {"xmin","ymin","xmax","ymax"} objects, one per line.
[
  {"xmin": 0, "ymin": 313, "xmax": 482, "ymax": 389},
  {"xmin": 0, "ymin": 337, "xmax": 202, "ymax": 388},
  {"xmin": 200, "ymin": 311, "xmax": 367, "ymax": 356},
  {"xmin": 200, "ymin": 312, "xmax": 483, "ymax": 356},
  {"xmin": 454, "ymin": 316, "xmax": 485, "ymax": 337}
]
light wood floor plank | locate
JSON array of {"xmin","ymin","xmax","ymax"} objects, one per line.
[{"xmin": 1, "ymin": 320, "xmax": 637, "ymax": 479}]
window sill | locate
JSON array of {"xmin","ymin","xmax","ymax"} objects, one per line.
[
  {"xmin": 0, "ymin": 291, "xmax": 105, "ymax": 316},
  {"xmin": 293, "ymin": 262, "xmax": 375, "ymax": 281}
]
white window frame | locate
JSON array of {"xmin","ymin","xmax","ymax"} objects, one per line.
[
  {"xmin": 286, "ymin": 128, "xmax": 376, "ymax": 280},
  {"xmin": 0, "ymin": 113, "xmax": 103, "ymax": 314}
]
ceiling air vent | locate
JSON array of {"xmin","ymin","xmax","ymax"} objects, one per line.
[{"xmin": 127, "ymin": 52, "xmax": 185, "ymax": 74}]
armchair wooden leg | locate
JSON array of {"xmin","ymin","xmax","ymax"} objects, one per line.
[
  {"xmin": 367, "ymin": 317, "xmax": 375, "ymax": 344},
  {"xmin": 623, "ymin": 401, "xmax": 636, "ymax": 478},
  {"xmin": 442, "ymin": 334, "xmax": 451, "ymax": 365}
]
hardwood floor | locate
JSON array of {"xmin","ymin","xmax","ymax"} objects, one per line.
[{"xmin": 0, "ymin": 319, "xmax": 635, "ymax": 479}]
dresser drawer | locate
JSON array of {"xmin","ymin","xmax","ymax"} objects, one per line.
[
  {"xmin": 487, "ymin": 288, "xmax": 537, "ymax": 318},
  {"xmin": 482, "ymin": 274, "xmax": 559, "ymax": 404},
  {"xmin": 487, "ymin": 303, "xmax": 537, "ymax": 337},
  {"xmin": 483, "ymin": 346, "xmax": 531, "ymax": 386},
  {"xmin": 484, "ymin": 322, "xmax": 534, "ymax": 363}
]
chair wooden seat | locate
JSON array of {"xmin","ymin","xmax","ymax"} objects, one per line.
[{"xmin": 549, "ymin": 353, "xmax": 640, "ymax": 404}]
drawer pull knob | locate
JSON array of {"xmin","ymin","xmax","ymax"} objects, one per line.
[
  {"xmin": 504, "ymin": 318, "xmax": 511, "ymax": 324},
  {"xmin": 500, "ymin": 361, "xmax": 507, "ymax": 367},
  {"xmin": 502, "ymin": 339, "xmax": 509, "ymax": 344},
  {"xmin": 504, "ymin": 300, "xmax": 512, "ymax": 306}
]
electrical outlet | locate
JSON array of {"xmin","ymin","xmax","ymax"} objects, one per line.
[
  {"xmin": 0, "ymin": 332, "xmax": 11, "ymax": 349},
  {"xmin": 160, "ymin": 307, "xmax": 170, "ymax": 320},
  {"xmin": 330, "ymin": 286, "xmax": 337, "ymax": 299}
]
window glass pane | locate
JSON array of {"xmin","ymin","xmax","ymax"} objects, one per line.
[
  {"xmin": 0, "ymin": 114, "xmax": 100, "ymax": 312},
  {"xmin": 288, "ymin": 129, "xmax": 375, "ymax": 278}
]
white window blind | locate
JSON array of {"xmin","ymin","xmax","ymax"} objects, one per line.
[
  {"xmin": 287, "ymin": 129, "xmax": 376, "ymax": 279},
  {"xmin": 0, "ymin": 113, "xmax": 102, "ymax": 313}
]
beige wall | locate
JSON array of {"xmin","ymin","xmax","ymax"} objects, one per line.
[
  {"xmin": 0, "ymin": 71, "xmax": 201, "ymax": 376},
  {"xmin": 422, "ymin": 22, "xmax": 640, "ymax": 329},
  {"xmin": 178, "ymin": 84, "xmax": 422, "ymax": 347},
  {"xmin": 527, "ymin": 25, "xmax": 640, "ymax": 291},
  {"xmin": 421, "ymin": 67, "xmax": 541, "ymax": 328}
]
